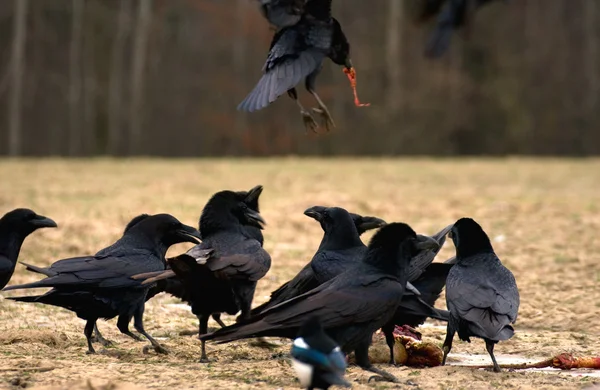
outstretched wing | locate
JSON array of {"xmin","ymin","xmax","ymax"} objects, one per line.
[{"xmin": 206, "ymin": 239, "xmax": 271, "ymax": 282}]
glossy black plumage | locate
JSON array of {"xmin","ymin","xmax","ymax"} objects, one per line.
[
  {"xmin": 442, "ymin": 218, "xmax": 520, "ymax": 372},
  {"xmin": 251, "ymin": 206, "xmax": 385, "ymax": 316},
  {"xmin": 134, "ymin": 188, "xmax": 271, "ymax": 361},
  {"xmin": 0, "ymin": 208, "xmax": 57, "ymax": 290},
  {"xmin": 4, "ymin": 214, "xmax": 200, "ymax": 355},
  {"xmin": 202, "ymin": 223, "xmax": 440, "ymax": 383}
]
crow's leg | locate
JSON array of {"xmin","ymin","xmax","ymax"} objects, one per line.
[
  {"xmin": 212, "ymin": 313, "xmax": 227, "ymax": 329},
  {"xmin": 355, "ymin": 339, "xmax": 399, "ymax": 383},
  {"xmin": 84, "ymin": 319, "xmax": 97, "ymax": 354},
  {"xmin": 117, "ymin": 314, "xmax": 143, "ymax": 341},
  {"xmin": 133, "ymin": 304, "xmax": 168, "ymax": 354},
  {"xmin": 441, "ymin": 324, "xmax": 456, "ymax": 366},
  {"xmin": 91, "ymin": 323, "xmax": 114, "ymax": 347},
  {"xmin": 485, "ymin": 340, "xmax": 501, "ymax": 372},
  {"xmin": 287, "ymin": 88, "xmax": 318, "ymax": 133},
  {"xmin": 306, "ymin": 69, "xmax": 335, "ymax": 132},
  {"xmin": 199, "ymin": 314, "xmax": 210, "ymax": 363},
  {"xmin": 382, "ymin": 322, "xmax": 397, "ymax": 365}
]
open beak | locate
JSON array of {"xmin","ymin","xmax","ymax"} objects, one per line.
[
  {"xmin": 304, "ymin": 206, "xmax": 326, "ymax": 222},
  {"xmin": 357, "ymin": 216, "xmax": 387, "ymax": 232},
  {"xmin": 244, "ymin": 185, "xmax": 263, "ymax": 205},
  {"xmin": 415, "ymin": 234, "xmax": 441, "ymax": 251},
  {"xmin": 32, "ymin": 215, "xmax": 58, "ymax": 229},
  {"xmin": 245, "ymin": 208, "xmax": 266, "ymax": 229},
  {"xmin": 176, "ymin": 224, "xmax": 202, "ymax": 244}
]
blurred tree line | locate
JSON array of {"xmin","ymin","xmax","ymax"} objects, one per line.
[{"xmin": 0, "ymin": 0, "xmax": 599, "ymax": 157}]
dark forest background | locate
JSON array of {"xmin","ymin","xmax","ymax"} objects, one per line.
[{"xmin": 0, "ymin": 0, "xmax": 598, "ymax": 157}]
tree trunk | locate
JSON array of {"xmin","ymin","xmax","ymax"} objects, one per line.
[
  {"xmin": 108, "ymin": 0, "xmax": 132, "ymax": 156},
  {"xmin": 83, "ymin": 15, "xmax": 96, "ymax": 156},
  {"xmin": 385, "ymin": 0, "xmax": 402, "ymax": 113},
  {"xmin": 129, "ymin": 0, "xmax": 153, "ymax": 155},
  {"xmin": 232, "ymin": 0, "xmax": 247, "ymax": 155},
  {"xmin": 584, "ymin": 0, "xmax": 598, "ymax": 113},
  {"xmin": 68, "ymin": 0, "xmax": 84, "ymax": 156},
  {"xmin": 8, "ymin": 0, "xmax": 28, "ymax": 156}
]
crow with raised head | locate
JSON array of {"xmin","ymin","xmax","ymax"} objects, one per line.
[
  {"xmin": 442, "ymin": 217, "xmax": 519, "ymax": 372},
  {"xmin": 251, "ymin": 206, "xmax": 386, "ymax": 316},
  {"xmin": 291, "ymin": 316, "xmax": 350, "ymax": 390},
  {"xmin": 0, "ymin": 208, "xmax": 57, "ymax": 290},
  {"xmin": 3, "ymin": 214, "xmax": 201, "ymax": 355},
  {"xmin": 201, "ymin": 223, "xmax": 440, "ymax": 383},
  {"xmin": 421, "ymin": 0, "xmax": 507, "ymax": 58},
  {"xmin": 240, "ymin": 0, "xmax": 368, "ymax": 133},
  {"xmin": 135, "ymin": 188, "xmax": 271, "ymax": 362}
]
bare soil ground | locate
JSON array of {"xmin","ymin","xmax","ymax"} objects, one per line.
[{"xmin": 0, "ymin": 158, "xmax": 599, "ymax": 390}]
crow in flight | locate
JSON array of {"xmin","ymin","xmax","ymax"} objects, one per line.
[
  {"xmin": 240, "ymin": 0, "xmax": 369, "ymax": 133},
  {"xmin": 135, "ymin": 188, "xmax": 271, "ymax": 362},
  {"xmin": 251, "ymin": 206, "xmax": 386, "ymax": 316},
  {"xmin": 291, "ymin": 316, "xmax": 350, "ymax": 390},
  {"xmin": 3, "ymin": 214, "xmax": 201, "ymax": 355},
  {"xmin": 420, "ymin": 0, "xmax": 507, "ymax": 58},
  {"xmin": 201, "ymin": 223, "xmax": 440, "ymax": 383},
  {"xmin": 0, "ymin": 208, "xmax": 57, "ymax": 290},
  {"xmin": 442, "ymin": 217, "xmax": 519, "ymax": 372}
]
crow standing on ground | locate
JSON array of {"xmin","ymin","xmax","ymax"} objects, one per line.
[
  {"xmin": 442, "ymin": 217, "xmax": 520, "ymax": 372},
  {"xmin": 135, "ymin": 189, "xmax": 271, "ymax": 362},
  {"xmin": 290, "ymin": 316, "xmax": 350, "ymax": 390},
  {"xmin": 143, "ymin": 185, "xmax": 266, "ymax": 304},
  {"xmin": 251, "ymin": 206, "xmax": 386, "ymax": 316},
  {"xmin": 240, "ymin": 0, "xmax": 368, "ymax": 133},
  {"xmin": 0, "ymin": 208, "xmax": 57, "ymax": 290},
  {"xmin": 421, "ymin": 0, "xmax": 507, "ymax": 58},
  {"xmin": 3, "ymin": 214, "xmax": 201, "ymax": 355},
  {"xmin": 202, "ymin": 223, "xmax": 440, "ymax": 383}
]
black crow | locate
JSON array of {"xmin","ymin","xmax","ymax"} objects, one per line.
[
  {"xmin": 0, "ymin": 208, "xmax": 57, "ymax": 290},
  {"xmin": 201, "ymin": 223, "xmax": 440, "ymax": 382},
  {"xmin": 251, "ymin": 206, "xmax": 385, "ymax": 316},
  {"xmin": 3, "ymin": 214, "xmax": 201, "ymax": 355},
  {"xmin": 135, "ymin": 189, "xmax": 271, "ymax": 362},
  {"xmin": 422, "ymin": 0, "xmax": 506, "ymax": 58},
  {"xmin": 291, "ymin": 316, "xmax": 350, "ymax": 390},
  {"xmin": 240, "ymin": 0, "xmax": 369, "ymax": 133},
  {"xmin": 442, "ymin": 218, "xmax": 519, "ymax": 372}
]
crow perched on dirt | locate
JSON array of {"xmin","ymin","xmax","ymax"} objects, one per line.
[
  {"xmin": 442, "ymin": 218, "xmax": 520, "ymax": 372},
  {"xmin": 240, "ymin": 0, "xmax": 368, "ymax": 133},
  {"xmin": 291, "ymin": 316, "xmax": 350, "ymax": 390},
  {"xmin": 421, "ymin": 0, "xmax": 506, "ymax": 58},
  {"xmin": 135, "ymin": 189, "xmax": 271, "ymax": 362},
  {"xmin": 0, "ymin": 208, "xmax": 57, "ymax": 290},
  {"xmin": 202, "ymin": 223, "xmax": 440, "ymax": 382},
  {"xmin": 251, "ymin": 206, "xmax": 385, "ymax": 316},
  {"xmin": 3, "ymin": 214, "xmax": 201, "ymax": 355},
  {"xmin": 143, "ymin": 185, "xmax": 265, "ymax": 303}
]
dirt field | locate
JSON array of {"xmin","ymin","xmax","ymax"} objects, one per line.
[{"xmin": 0, "ymin": 158, "xmax": 599, "ymax": 390}]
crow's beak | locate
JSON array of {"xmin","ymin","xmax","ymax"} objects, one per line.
[
  {"xmin": 344, "ymin": 58, "xmax": 353, "ymax": 70},
  {"xmin": 31, "ymin": 215, "xmax": 58, "ymax": 229},
  {"xmin": 357, "ymin": 216, "xmax": 387, "ymax": 232},
  {"xmin": 244, "ymin": 185, "xmax": 263, "ymax": 205},
  {"xmin": 176, "ymin": 224, "xmax": 202, "ymax": 244},
  {"xmin": 304, "ymin": 206, "xmax": 326, "ymax": 222},
  {"xmin": 245, "ymin": 208, "xmax": 266, "ymax": 229},
  {"xmin": 415, "ymin": 234, "xmax": 440, "ymax": 251}
]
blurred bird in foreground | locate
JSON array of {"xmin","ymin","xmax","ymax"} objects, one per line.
[
  {"xmin": 442, "ymin": 217, "xmax": 520, "ymax": 372},
  {"xmin": 239, "ymin": 0, "xmax": 369, "ymax": 133},
  {"xmin": 291, "ymin": 316, "xmax": 351, "ymax": 390}
]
